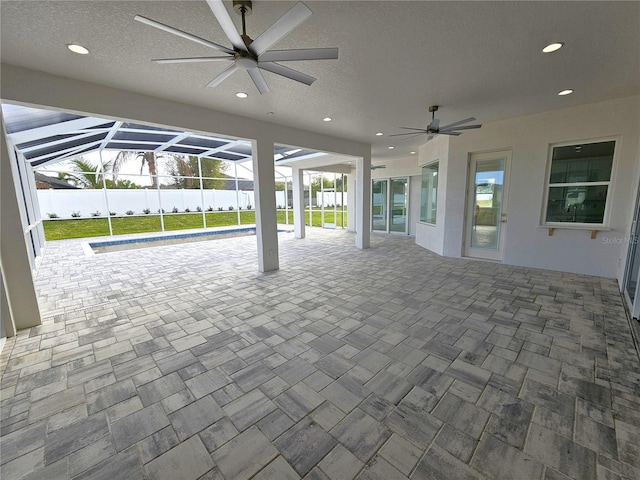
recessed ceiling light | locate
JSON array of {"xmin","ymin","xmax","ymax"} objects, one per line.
[
  {"xmin": 266, "ymin": 111, "xmax": 275, "ymax": 115},
  {"xmin": 235, "ymin": 92, "xmax": 248, "ymax": 98},
  {"xmin": 388, "ymin": 146, "xmax": 395, "ymax": 150},
  {"xmin": 375, "ymin": 132, "xmax": 384, "ymax": 136},
  {"xmin": 67, "ymin": 44, "xmax": 89, "ymax": 55},
  {"xmin": 558, "ymin": 89, "xmax": 574, "ymax": 96},
  {"xmin": 323, "ymin": 117, "xmax": 332, "ymax": 122},
  {"xmin": 410, "ymin": 151, "xmax": 416, "ymax": 155},
  {"xmin": 542, "ymin": 42, "xmax": 564, "ymax": 53}
]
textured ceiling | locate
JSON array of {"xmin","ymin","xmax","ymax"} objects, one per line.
[{"xmin": 1, "ymin": 1, "xmax": 639, "ymax": 162}]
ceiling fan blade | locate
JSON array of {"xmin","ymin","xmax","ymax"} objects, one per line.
[
  {"xmin": 437, "ymin": 131, "xmax": 461, "ymax": 136},
  {"xmin": 134, "ymin": 15, "xmax": 234, "ymax": 54},
  {"xmin": 258, "ymin": 62, "xmax": 316, "ymax": 86},
  {"xmin": 258, "ymin": 47, "xmax": 339, "ymax": 62},
  {"xmin": 249, "ymin": 2, "xmax": 313, "ymax": 56},
  {"xmin": 206, "ymin": 63, "xmax": 239, "ymax": 87},
  {"xmin": 397, "ymin": 133, "xmax": 426, "ymax": 142},
  {"xmin": 439, "ymin": 124, "xmax": 482, "ymax": 132},
  {"xmin": 205, "ymin": 0, "xmax": 245, "ymax": 51},
  {"xmin": 152, "ymin": 56, "xmax": 233, "ymax": 64},
  {"xmin": 439, "ymin": 117, "xmax": 476, "ymax": 130},
  {"xmin": 388, "ymin": 131, "xmax": 427, "ymax": 137},
  {"xmin": 247, "ymin": 68, "xmax": 270, "ymax": 94},
  {"xmin": 397, "ymin": 126, "xmax": 429, "ymax": 131}
]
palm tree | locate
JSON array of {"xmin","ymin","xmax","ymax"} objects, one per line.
[
  {"xmin": 65, "ymin": 157, "xmax": 111, "ymax": 189},
  {"xmin": 168, "ymin": 155, "xmax": 227, "ymax": 189},
  {"xmin": 112, "ymin": 151, "xmax": 161, "ymax": 188}
]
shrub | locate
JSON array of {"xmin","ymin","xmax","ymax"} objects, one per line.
[
  {"xmin": 172, "ymin": 207, "xmax": 179, "ymax": 213},
  {"xmin": 277, "ymin": 205, "xmax": 283, "ymax": 209},
  {"xmin": 47, "ymin": 212, "xmax": 58, "ymax": 219},
  {"xmin": 207, "ymin": 206, "xmax": 214, "ymax": 212},
  {"xmin": 110, "ymin": 212, "xmax": 116, "ymax": 216},
  {"xmin": 228, "ymin": 206, "xmax": 234, "ymax": 211},
  {"xmin": 143, "ymin": 208, "xmax": 151, "ymax": 214},
  {"xmin": 126, "ymin": 210, "xmax": 135, "ymax": 215},
  {"xmin": 217, "ymin": 207, "xmax": 223, "ymax": 211},
  {"xmin": 91, "ymin": 211, "xmax": 101, "ymax": 217},
  {"xmin": 157, "ymin": 209, "xmax": 165, "ymax": 214},
  {"xmin": 196, "ymin": 206, "xmax": 202, "ymax": 212},
  {"xmin": 185, "ymin": 208, "xmax": 191, "ymax": 213},
  {"xmin": 246, "ymin": 205, "xmax": 252, "ymax": 210},
  {"xmin": 238, "ymin": 206, "xmax": 243, "ymax": 210},
  {"xmin": 71, "ymin": 211, "xmax": 81, "ymax": 218}
]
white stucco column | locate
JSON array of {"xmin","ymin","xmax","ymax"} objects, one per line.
[
  {"xmin": 346, "ymin": 173, "xmax": 356, "ymax": 232},
  {"xmin": 252, "ymin": 137, "xmax": 279, "ymax": 272},
  {"xmin": 355, "ymin": 152, "xmax": 371, "ymax": 249},
  {"xmin": 1, "ymin": 119, "xmax": 42, "ymax": 334},
  {"xmin": 292, "ymin": 167, "xmax": 305, "ymax": 239}
]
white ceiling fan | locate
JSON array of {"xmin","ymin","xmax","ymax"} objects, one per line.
[
  {"xmin": 134, "ymin": 0, "xmax": 338, "ymax": 94},
  {"xmin": 390, "ymin": 105, "xmax": 482, "ymax": 141}
]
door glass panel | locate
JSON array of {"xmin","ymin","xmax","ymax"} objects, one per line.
[
  {"xmin": 390, "ymin": 178, "xmax": 408, "ymax": 233},
  {"xmin": 372, "ymin": 180, "xmax": 387, "ymax": 231},
  {"xmin": 471, "ymin": 158, "xmax": 505, "ymax": 250}
]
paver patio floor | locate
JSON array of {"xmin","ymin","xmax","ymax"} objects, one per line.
[{"xmin": 1, "ymin": 228, "xmax": 639, "ymax": 479}]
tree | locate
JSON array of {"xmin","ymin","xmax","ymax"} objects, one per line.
[
  {"xmin": 168, "ymin": 156, "xmax": 227, "ymax": 189},
  {"xmin": 310, "ymin": 176, "xmax": 334, "ymax": 197},
  {"xmin": 112, "ymin": 151, "xmax": 163, "ymax": 188},
  {"xmin": 105, "ymin": 179, "xmax": 140, "ymax": 189},
  {"xmin": 335, "ymin": 175, "xmax": 348, "ymax": 192},
  {"xmin": 64, "ymin": 157, "xmax": 111, "ymax": 189}
]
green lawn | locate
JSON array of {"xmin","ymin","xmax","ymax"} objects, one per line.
[{"xmin": 43, "ymin": 209, "xmax": 347, "ymax": 240}]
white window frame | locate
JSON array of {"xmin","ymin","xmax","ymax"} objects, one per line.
[
  {"xmin": 541, "ymin": 138, "xmax": 618, "ymax": 229},
  {"xmin": 419, "ymin": 161, "xmax": 439, "ymax": 225}
]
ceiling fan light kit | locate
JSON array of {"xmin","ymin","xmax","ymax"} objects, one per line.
[
  {"xmin": 135, "ymin": 0, "xmax": 339, "ymax": 94},
  {"xmin": 390, "ymin": 105, "xmax": 482, "ymax": 142}
]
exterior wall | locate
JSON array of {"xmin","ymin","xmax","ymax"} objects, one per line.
[
  {"xmin": 440, "ymin": 96, "xmax": 640, "ymax": 278},
  {"xmin": 415, "ymin": 135, "xmax": 450, "ymax": 255}
]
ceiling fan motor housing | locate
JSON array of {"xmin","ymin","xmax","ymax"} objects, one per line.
[{"xmin": 233, "ymin": 0, "xmax": 252, "ymax": 16}]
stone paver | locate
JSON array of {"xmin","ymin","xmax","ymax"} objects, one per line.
[{"xmin": 1, "ymin": 228, "xmax": 639, "ymax": 479}]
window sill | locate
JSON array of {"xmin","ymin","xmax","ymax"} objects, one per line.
[
  {"xmin": 540, "ymin": 224, "xmax": 611, "ymax": 239},
  {"xmin": 418, "ymin": 221, "xmax": 437, "ymax": 227}
]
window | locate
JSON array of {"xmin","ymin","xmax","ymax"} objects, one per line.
[
  {"xmin": 420, "ymin": 162, "xmax": 439, "ymax": 224},
  {"xmin": 544, "ymin": 140, "xmax": 615, "ymax": 225}
]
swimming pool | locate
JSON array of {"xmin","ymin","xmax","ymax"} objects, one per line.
[{"xmin": 84, "ymin": 226, "xmax": 292, "ymax": 254}]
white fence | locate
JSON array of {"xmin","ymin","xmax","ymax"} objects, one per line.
[
  {"xmin": 315, "ymin": 191, "xmax": 347, "ymax": 207},
  {"xmin": 37, "ymin": 189, "xmax": 288, "ymax": 218}
]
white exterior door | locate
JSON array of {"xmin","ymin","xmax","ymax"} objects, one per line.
[{"xmin": 464, "ymin": 150, "xmax": 511, "ymax": 261}]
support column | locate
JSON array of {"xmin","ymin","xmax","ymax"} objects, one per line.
[
  {"xmin": 355, "ymin": 152, "xmax": 371, "ymax": 249},
  {"xmin": 1, "ymin": 118, "xmax": 42, "ymax": 333},
  {"xmin": 292, "ymin": 167, "xmax": 305, "ymax": 239},
  {"xmin": 252, "ymin": 137, "xmax": 279, "ymax": 272},
  {"xmin": 346, "ymin": 173, "xmax": 356, "ymax": 232}
]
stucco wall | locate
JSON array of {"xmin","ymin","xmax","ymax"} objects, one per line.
[{"xmin": 437, "ymin": 96, "xmax": 640, "ymax": 279}]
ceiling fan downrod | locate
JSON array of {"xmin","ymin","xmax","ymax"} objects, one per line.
[{"xmin": 233, "ymin": 0, "xmax": 252, "ymax": 42}]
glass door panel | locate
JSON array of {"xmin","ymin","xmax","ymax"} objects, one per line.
[
  {"xmin": 390, "ymin": 178, "xmax": 408, "ymax": 233},
  {"xmin": 465, "ymin": 151, "xmax": 511, "ymax": 260},
  {"xmin": 372, "ymin": 180, "xmax": 387, "ymax": 231}
]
